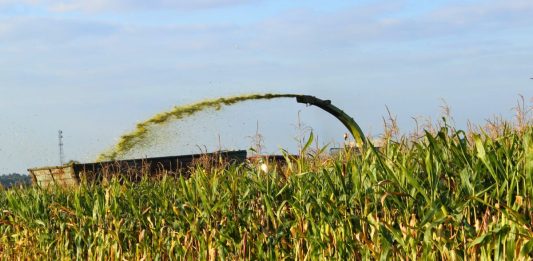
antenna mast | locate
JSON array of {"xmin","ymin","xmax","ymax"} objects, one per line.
[{"xmin": 58, "ymin": 130, "xmax": 64, "ymax": 165}]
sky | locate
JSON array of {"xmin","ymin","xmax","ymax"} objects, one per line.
[{"xmin": 0, "ymin": 0, "xmax": 532, "ymax": 174}]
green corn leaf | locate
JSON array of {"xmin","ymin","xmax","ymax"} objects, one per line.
[
  {"xmin": 521, "ymin": 239, "xmax": 533, "ymax": 256},
  {"xmin": 302, "ymin": 131, "xmax": 314, "ymax": 154}
]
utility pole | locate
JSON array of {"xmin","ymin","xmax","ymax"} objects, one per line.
[{"xmin": 58, "ymin": 130, "xmax": 64, "ymax": 165}]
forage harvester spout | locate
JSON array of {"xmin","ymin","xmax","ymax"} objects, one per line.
[{"xmin": 296, "ymin": 95, "xmax": 366, "ymax": 147}]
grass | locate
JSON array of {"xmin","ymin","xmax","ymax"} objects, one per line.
[{"xmin": 1, "ymin": 113, "xmax": 532, "ymax": 259}]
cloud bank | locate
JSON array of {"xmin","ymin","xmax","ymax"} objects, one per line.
[{"xmin": 0, "ymin": 0, "xmax": 258, "ymax": 12}]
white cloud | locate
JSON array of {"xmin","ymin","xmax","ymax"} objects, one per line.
[
  {"xmin": 244, "ymin": 0, "xmax": 533, "ymax": 53},
  {"xmin": 0, "ymin": 0, "xmax": 258, "ymax": 12},
  {"xmin": 1, "ymin": 0, "xmax": 531, "ymax": 59}
]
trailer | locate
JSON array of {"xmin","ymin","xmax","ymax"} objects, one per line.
[{"xmin": 28, "ymin": 150, "xmax": 247, "ymax": 187}]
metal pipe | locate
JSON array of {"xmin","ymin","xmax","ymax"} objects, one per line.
[{"xmin": 296, "ymin": 95, "xmax": 366, "ymax": 147}]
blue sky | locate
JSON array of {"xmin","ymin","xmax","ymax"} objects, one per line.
[{"xmin": 0, "ymin": 0, "xmax": 532, "ymax": 173}]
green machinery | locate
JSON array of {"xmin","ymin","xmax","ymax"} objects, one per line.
[{"xmin": 296, "ymin": 95, "xmax": 366, "ymax": 147}]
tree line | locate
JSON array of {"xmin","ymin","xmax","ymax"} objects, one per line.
[{"xmin": 0, "ymin": 173, "xmax": 32, "ymax": 189}]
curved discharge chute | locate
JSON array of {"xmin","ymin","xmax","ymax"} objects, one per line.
[{"xmin": 296, "ymin": 95, "xmax": 366, "ymax": 147}]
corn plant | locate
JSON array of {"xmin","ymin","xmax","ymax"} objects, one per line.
[{"xmin": 1, "ymin": 118, "xmax": 532, "ymax": 260}]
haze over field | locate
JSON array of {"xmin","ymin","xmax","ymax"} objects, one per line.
[{"xmin": 0, "ymin": 0, "xmax": 532, "ymax": 173}]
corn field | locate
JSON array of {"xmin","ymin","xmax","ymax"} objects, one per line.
[{"xmin": 1, "ymin": 118, "xmax": 532, "ymax": 260}]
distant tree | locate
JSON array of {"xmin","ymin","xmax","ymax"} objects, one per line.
[{"xmin": 0, "ymin": 173, "xmax": 32, "ymax": 189}]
